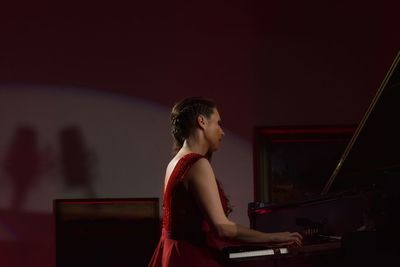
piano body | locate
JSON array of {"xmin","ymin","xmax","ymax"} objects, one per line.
[{"xmin": 229, "ymin": 50, "xmax": 400, "ymax": 266}]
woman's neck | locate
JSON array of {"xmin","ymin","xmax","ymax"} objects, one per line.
[{"xmin": 181, "ymin": 137, "xmax": 208, "ymax": 156}]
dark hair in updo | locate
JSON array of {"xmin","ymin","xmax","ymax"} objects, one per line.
[{"xmin": 171, "ymin": 97, "xmax": 216, "ymax": 154}]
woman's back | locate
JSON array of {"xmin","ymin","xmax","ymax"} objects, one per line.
[{"xmin": 163, "ymin": 153, "xmax": 207, "ymax": 244}]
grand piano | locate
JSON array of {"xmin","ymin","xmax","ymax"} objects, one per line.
[{"xmin": 227, "ymin": 50, "xmax": 400, "ymax": 267}]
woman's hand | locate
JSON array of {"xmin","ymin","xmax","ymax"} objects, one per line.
[{"xmin": 267, "ymin": 232, "xmax": 303, "ymax": 247}]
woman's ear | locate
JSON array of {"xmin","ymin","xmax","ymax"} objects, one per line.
[{"xmin": 197, "ymin": 115, "xmax": 207, "ymax": 130}]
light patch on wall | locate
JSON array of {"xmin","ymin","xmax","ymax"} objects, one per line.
[{"xmin": 0, "ymin": 86, "xmax": 252, "ymax": 225}]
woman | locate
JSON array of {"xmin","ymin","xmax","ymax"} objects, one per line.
[{"xmin": 148, "ymin": 97, "xmax": 302, "ymax": 267}]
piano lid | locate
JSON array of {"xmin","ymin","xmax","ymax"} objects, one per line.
[{"xmin": 322, "ymin": 50, "xmax": 400, "ymax": 195}]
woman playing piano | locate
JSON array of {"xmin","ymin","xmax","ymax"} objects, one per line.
[{"xmin": 148, "ymin": 97, "xmax": 302, "ymax": 267}]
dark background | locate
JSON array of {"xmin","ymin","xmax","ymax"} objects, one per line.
[{"xmin": 2, "ymin": 0, "xmax": 399, "ymax": 140}]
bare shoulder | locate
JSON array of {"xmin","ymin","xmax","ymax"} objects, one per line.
[
  {"xmin": 186, "ymin": 157, "xmax": 216, "ymax": 184},
  {"xmin": 189, "ymin": 157, "xmax": 213, "ymax": 174}
]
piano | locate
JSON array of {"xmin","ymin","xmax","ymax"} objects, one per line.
[{"xmin": 227, "ymin": 50, "xmax": 400, "ymax": 266}]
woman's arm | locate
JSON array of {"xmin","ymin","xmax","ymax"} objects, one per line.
[{"xmin": 186, "ymin": 158, "xmax": 302, "ymax": 246}]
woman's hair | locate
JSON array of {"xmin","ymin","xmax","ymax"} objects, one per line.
[
  {"xmin": 170, "ymin": 97, "xmax": 232, "ymax": 214},
  {"xmin": 171, "ymin": 97, "xmax": 216, "ymax": 154}
]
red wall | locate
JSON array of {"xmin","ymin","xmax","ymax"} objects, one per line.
[{"xmin": 1, "ymin": 1, "xmax": 399, "ymax": 140}]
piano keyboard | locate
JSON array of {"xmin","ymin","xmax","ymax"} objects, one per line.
[{"xmin": 223, "ymin": 246, "xmax": 289, "ymax": 259}]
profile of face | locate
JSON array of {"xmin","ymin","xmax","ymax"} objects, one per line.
[{"xmin": 201, "ymin": 108, "xmax": 225, "ymax": 152}]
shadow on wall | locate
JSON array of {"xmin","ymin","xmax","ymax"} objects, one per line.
[
  {"xmin": 0, "ymin": 124, "xmax": 56, "ymax": 267},
  {"xmin": 1, "ymin": 124, "xmax": 99, "ymax": 210},
  {"xmin": 59, "ymin": 125, "xmax": 98, "ymax": 198},
  {"xmin": 2, "ymin": 124, "xmax": 53, "ymax": 210},
  {"xmin": 0, "ymin": 124, "xmax": 99, "ymax": 267}
]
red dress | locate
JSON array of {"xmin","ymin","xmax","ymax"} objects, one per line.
[{"xmin": 148, "ymin": 153, "xmax": 233, "ymax": 267}]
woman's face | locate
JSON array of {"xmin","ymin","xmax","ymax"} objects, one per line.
[{"xmin": 204, "ymin": 108, "xmax": 225, "ymax": 151}]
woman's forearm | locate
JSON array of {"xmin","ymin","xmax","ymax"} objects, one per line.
[
  {"xmin": 215, "ymin": 221, "xmax": 301, "ymax": 246},
  {"xmin": 215, "ymin": 222, "xmax": 274, "ymax": 243}
]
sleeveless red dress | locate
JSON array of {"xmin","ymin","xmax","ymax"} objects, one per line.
[{"xmin": 148, "ymin": 153, "xmax": 233, "ymax": 267}]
